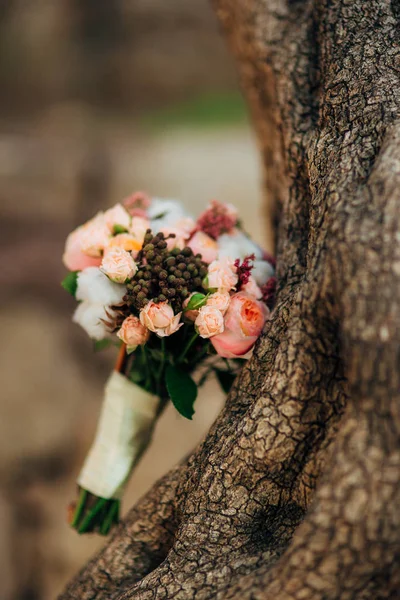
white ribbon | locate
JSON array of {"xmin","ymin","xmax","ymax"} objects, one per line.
[{"xmin": 77, "ymin": 371, "xmax": 159, "ymax": 499}]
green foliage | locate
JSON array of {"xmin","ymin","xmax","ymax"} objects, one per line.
[
  {"xmin": 140, "ymin": 92, "xmax": 248, "ymax": 131},
  {"xmin": 165, "ymin": 365, "xmax": 197, "ymax": 420},
  {"xmin": 185, "ymin": 292, "xmax": 207, "ymax": 311},
  {"xmin": 61, "ymin": 271, "xmax": 79, "ymax": 297}
]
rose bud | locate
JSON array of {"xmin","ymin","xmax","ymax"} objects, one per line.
[
  {"xmin": 195, "ymin": 306, "xmax": 225, "ymax": 339},
  {"xmin": 206, "ymin": 257, "xmax": 239, "ymax": 292},
  {"xmin": 117, "ymin": 316, "xmax": 150, "ymax": 353},
  {"xmin": 206, "ymin": 291, "xmax": 231, "ymax": 314},
  {"xmin": 101, "ymin": 247, "xmax": 137, "ymax": 284},
  {"xmin": 139, "ymin": 301, "xmax": 183, "ymax": 337}
]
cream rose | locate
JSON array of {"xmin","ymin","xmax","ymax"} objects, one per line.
[
  {"xmin": 139, "ymin": 301, "xmax": 182, "ymax": 337},
  {"xmin": 206, "ymin": 291, "xmax": 231, "ymax": 314},
  {"xmin": 207, "ymin": 257, "xmax": 238, "ymax": 291},
  {"xmin": 117, "ymin": 316, "xmax": 149, "ymax": 351},
  {"xmin": 101, "ymin": 247, "xmax": 137, "ymax": 284},
  {"xmin": 104, "ymin": 203, "xmax": 131, "ymax": 232},
  {"xmin": 195, "ymin": 306, "xmax": 225, "ymax": 339}
]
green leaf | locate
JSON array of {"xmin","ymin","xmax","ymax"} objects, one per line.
[
  {"xmin": 215, "ymin": 370, "xmax": 237, "ymax": 394},
  {"xmin": 93, "ymin": 339, "xmax": 112, "ymax": 352},
  {"xmin": 61, "ymin": 271, "xmax": 79, "ymax": 297},
  {"xmin": 185, "ymin": 292, "xmax": 207, "ymax": 311},
  {"xmin": 129, "ymin": 369, "xmax": 145, "ymax": 384},
  {"xmin": 112, "ymin": 224, "xmax": 128, "ymax": 235},
  {"xmin": 165, "ymin": 365, "xmax": 197, "ymax": 420}
]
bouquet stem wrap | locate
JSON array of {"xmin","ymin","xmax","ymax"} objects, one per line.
[{"xmin": 78, "ymin": 371, "xmax": 159, "ymax": 500}]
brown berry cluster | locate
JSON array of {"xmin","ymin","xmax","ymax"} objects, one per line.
[{"xmin": 124, "ymin": 230, "xmax": 208, "ymax": 313}]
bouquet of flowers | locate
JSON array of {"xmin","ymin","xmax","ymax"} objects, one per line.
[{"xmin": 62, "ymin": 192, "xmax": 276, "ymax": 535}]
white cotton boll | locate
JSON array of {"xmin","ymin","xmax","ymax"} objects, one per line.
[
  {"xmin": 73, "ymin": 302, "xmax": 113, "ymax": 340},
  {"xmin": 218, "ymin": 231, "xmax": 263, "ymax": 261},
  {"xmin": 253, "ymin": 260, "xmax": 275, "ymax": 286},
  {"xmin": 76, "ymin": 267, "xmax": 126, "ymax": 305},
  {"xmin": 148, "ymin": 197, "xmax": 191, "ymax": 230}
]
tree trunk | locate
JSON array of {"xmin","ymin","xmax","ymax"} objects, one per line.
[{"xmin": 60, "ymin": 1, "xmax": 400, "ymax": 598}]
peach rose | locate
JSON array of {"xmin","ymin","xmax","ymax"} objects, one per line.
[
  {"xmin": 79, "ymin": 213, "xmax": 111, "ymax": 257},
  {"xmin": 101, "ymin": 247, "xmax": 137, "ymax": 283},
  {"xmin": 140, "ymin": 302, "xmax": 182, "ymax": 337},
  {"xmin": 188, "ymin": 231, "xmax": 218, "ymax": 263},
  {"xmin": 63, "ymin": 227, "xmax": 102, "ymax": 271},
  {"xmin": 117, "ymin": 315, "xmax": 149, "ymax": 351},
  {"xmin": 207, "ymin": 257, "xmax": 238, "ymax": 291},
  {"xmin": 206, "ymin": 291, "xmax": 231, "ymax": 314},
  {"xmin": 107, "ymin": 233, "xmax": 143, "ymax": 255},
  {"xmin": 211, "ymin": 292, "xmax": 269, "ymax": 358},
  {"xmin": 104, "ymin": 203, "xmax": 131, "ymax": 232},
  {"xmin": 195, "ymin": 306, "xmax": 225, "ymax": 339}
]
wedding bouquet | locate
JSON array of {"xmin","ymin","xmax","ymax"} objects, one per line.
[{"xmin": 62, "ymin": 192, "xmax": 276, "ymax": 535}]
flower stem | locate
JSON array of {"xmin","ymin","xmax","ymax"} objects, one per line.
[
  {"xmin": 77, "ymin": 497, "xmax": 108, "ymax": 534},
  {"xmin": 157, "ymin": 339, "xmax": 166, "ymax": 386},
  {"xmin": 141, "ymin": 345, "xmax": 152, "ymax": 390},
  {"xmin": 115, "ymin": 343, "xmax": 127, "ymax": 373},
  {"xmin": 99, "ymin": 500, "xmax": 119, "ymax": 536},
  {"xmin": 71, "ymin": 488, "xmax": 87, "ymax": 528},
  {"xmin": 177, "ymin": 332, "xmax": 199, "ymax": 364}
]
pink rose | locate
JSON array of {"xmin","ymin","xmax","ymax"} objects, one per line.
[
  {"xmin": 207, "ymin": 257, "xmax": 238, "ymax": 291},
  {"xmin": 211, "ymin": 292, "xmax": 269, "ymax": 358},
  {"xmin": 195, "ymin": 306, "xmax": 225, "ymax": 339},
  {"xmin": 242, "ymin": 276, "xmax": 262, "ymax": 299},
  {"xmin": 188, "ymin": 231, "xmax": 218, "ymax": 263},
  {"xmin": 123, "ymin": 191, "xmax": 151, "ymax": 217},
  {"xmin": 117, "ymin": 316, "xmax": 149, "ymax": 351},
  {"xmin": 63, "ymin": 227, "xmax": 102, "ymax": 271},
  {"xmin": 206, "ymin": 291, "xmax": 231, "ymax": 314},
  {"xmin": 140, "ymin": 302, "xmax": 182, "ymax": 337},
  {"xmin": 101, "ymin": 247, "xmax": 137, "ymax": 283},
  {"xmin": 79, "ymin": 213, "xmax": 111, "ymax": 258},
  {"xmin": 104, "ymin": 204, "xmax": 131, "ymax": 232}
]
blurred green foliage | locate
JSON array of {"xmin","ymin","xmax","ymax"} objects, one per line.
[{"xmin": 140, "ymin": 91, "xmax": 248, "ymax": 131}]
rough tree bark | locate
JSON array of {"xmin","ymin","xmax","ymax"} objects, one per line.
[{"xmin": 60, "ymin": 1, "xmax": 400, "ymax": 598}]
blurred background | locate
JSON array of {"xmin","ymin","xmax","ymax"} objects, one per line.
[{"xmin": 0, "ymin": 2, "xmax": 269, "ymax": 598}]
